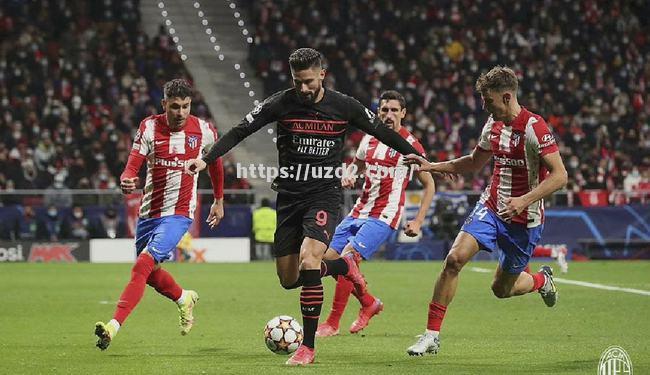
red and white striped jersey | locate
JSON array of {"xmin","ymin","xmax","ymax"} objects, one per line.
[
  {"xmin": 350, "ymin": 127, "xmax": 426, "ymax": 229},
  {"xmin": 477, "ymin": 107, "xmax": 559, "ymax": 228},
  {"xmin": 130, "ymin": 114, "xmax": 218, "ymax": 219}
]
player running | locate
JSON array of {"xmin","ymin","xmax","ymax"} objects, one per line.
[
  {"xmin": 94, "ymin": 79, "xmax": 224, "ymax": 350},
  {"xmin": 404, "ymin": 66, "xmax": 568, "ymax": 356},
  {"xmin": 185, "ymin": 48, "xmax": 420, "ymax": 365},
  {"xmin": 316, "ymin": 90, "xmax": 435, "ymax": 337}
]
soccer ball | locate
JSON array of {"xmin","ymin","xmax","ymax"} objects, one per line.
[{"xmin": 264, "ymin": 315, "xmax": 303, "ymax": 355}]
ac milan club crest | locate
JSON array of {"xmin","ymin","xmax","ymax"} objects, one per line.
[{"xmin": 187, "ymin": 135, "xmax": 199, "ymax": 149}]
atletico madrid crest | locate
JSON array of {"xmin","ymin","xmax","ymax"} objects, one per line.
[{"xmin": 187, "ymin": 135, "xmax": 198, "ymax": 149}]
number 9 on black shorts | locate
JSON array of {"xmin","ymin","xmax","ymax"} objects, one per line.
[{"xmin": 273, "ymin": 191, "xmax": 341, "ymax": 258}]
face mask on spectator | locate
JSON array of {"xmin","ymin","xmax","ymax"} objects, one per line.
[{"xmin": 48, "ymin": 208, "xmax": 58, "ymax": 218}]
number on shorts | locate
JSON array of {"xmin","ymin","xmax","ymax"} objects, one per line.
[
  {"xmin": 476, "ymin": 206, "xmax": 488, "ymax": 221},
  {"xmin": 315, "ymin": 210, "xmax": 328, "ymax": 226}
]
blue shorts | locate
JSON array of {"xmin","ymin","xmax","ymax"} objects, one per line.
[
  {"xmin": 461, "ymin": 203, "xmax": 543, "ymax": 274},
  {"xmin": 329, "ymin": 216, "xmax": 395, "ymax": 260},
  {"xmin": 135, "ymin": 215, "xmax": 193, "ymax": 263}
]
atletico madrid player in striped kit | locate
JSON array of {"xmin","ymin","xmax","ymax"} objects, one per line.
[
  {"xmin": 404, "ymin": 66, "xmax": 568, "ymax": 356},
  {"xmin": 94, "ymin": 79, "xmax": 225, "ymax": 350},
  {"xmin": 316, "ymin": 90, "xmax": 435, "ymax": 337}
]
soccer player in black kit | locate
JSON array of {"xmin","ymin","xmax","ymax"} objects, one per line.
[{"xmin": 185, "ymin": 48, "xmax": 419, "ymax": 365}]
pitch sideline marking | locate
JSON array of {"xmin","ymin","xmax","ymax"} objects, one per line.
[{"xmin": 468, "ymin": 267, "xmax": 650, "ymax": 296}]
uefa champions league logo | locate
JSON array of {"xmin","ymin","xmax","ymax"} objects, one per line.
[{"xmin": 598, "ymin": 346, "xmax": 632, "ymax": 375}]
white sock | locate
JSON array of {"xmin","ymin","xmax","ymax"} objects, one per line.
[
  {"xmin": 176, "ymin": 290, "xmax": 187, "ymax": 305},
  {"xmin": 425, "ymin": 329, "xmax": 439, "ymax": 336},
  {"xmin": 108, "ymin": 319, "xmax": 121, "ymax": 334}
]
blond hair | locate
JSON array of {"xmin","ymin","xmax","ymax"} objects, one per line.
[{"xmin": 475, "ymin": 66, "xmax": 518, "ymax": 95}]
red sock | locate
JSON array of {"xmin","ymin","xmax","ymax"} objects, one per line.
[
  {"xmin": 147, "ymin": 268, "xmax": 183, "ymax": 301},
  {"xmin": 113, "ymin": 253, "xmax": 156, "ymax": 325},
  {"xmin": 352, "ymin": 287, "xmax": 376, "ymax": 308},
  {"xmin": 327, "ymin": 276, "xmax": 354, "ymax": 326},
  {"xmin": 530, "ymin": 271, "xmax": 546, "ymax": 292},
  {"xmin": 427, "ymin": 301, "xmax": 447, "ymax": 332}
]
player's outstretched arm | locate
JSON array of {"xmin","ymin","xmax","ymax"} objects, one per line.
[
  {"xmin": 186, "ymin": 94, "xmax": 281, "ymax": 175},
  {"xmin": 206, "ymin": 157, "xmax": 225, "ymax": 228},
  {"xmin": 405, "ymin": 147, "xmax": 492, "ymax": 175},
  {"xmin": 404, "ymin": 171, "xmax": 436, "ymax": 237},
  {"xmin": 499, "ymin": 151, "xmax": 568, "ymax": 220}
]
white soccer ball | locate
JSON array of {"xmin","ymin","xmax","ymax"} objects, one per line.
[{"xmin": 263, "ymin": 315, "xmax": 303, "ymax": 355}]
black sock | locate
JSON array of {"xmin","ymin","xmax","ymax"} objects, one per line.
[
  {"xmin": 320, "ymin": 258, "xmax": 349, "ymax": 277},
  {"xmin": 300, "ymin": 269, "xmax": 323, "ymax": 349}
]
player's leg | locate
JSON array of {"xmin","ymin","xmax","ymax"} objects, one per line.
[
  {"xmin": 275, "ymin": 253, "xmax": 301, "ymax": 288},
  {"xmin": 317, "ymin": 217, "xmax": 358, "ymax": 337},
  {"xmin": 345, "ymin": 218, "xmax": 393, "ymax": 333},
  {"xmin": 95, "ymin": 217, "xmax": 157, "ymax": 350},
  {"xmin": 141, "ymin": 216, "xmax": 198, "ymax": 335},
  {"xmin": 492, "ymin": 224, "xmax": 557, "ymax": 306},
  {"xmin": 287, "ymin": 199, "xmax": 340, "ymax": 365},
  {"xmin": 408, "ymin": 203, "xmax": 496, "ymax": 356},
  {"xmin": 273, "ymin": 193, "xmax": 304, "ymax": 289},
  {"xmin": 95, "ymin": 216, "xmax": 194, "ymax": 349},
  {"xmin": 286, "ymin": 237, "xmax": 328, "ymax": 365}
]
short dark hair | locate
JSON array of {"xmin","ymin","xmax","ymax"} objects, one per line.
[
  {"xmin": 261, "ymin": 198, "xmax": 271, "ymax": 207},
  {"xmin": 475, "ymin": 66, "xmax": 518, "ymax": 95},
  {"xmin": 164, "ymin": 79, "xmax": 193, "ymax": 99},
  {"xmin": 288, "ymin": 48, "xmax": 323, "ymax": 71},
  {"xmin": 379, "ymin": 90, "xmax": 406, "ymax": 109}
]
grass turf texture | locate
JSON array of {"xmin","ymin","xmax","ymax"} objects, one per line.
[{"xmin": 1, "ymin": 261, "xmax": 648, "ymax": 374}]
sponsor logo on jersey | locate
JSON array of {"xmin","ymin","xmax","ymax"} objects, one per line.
[
  {"xmin": 494, "ymin": 155, "xmax": 525, "ymax": 167},
  {"xmin": 245, "ymin": 103, "xmax": 264, "ymax": 123},
  {"xmin": 364, "ymin": 107, "xmax": 376, "ymax": 121},
  {"xmin": 154, "ymin": 157, "xmax": 186, "ymax": 168},
  {"xmin": 540, "ymin": 133, "xmax": 557, "ymax": 148}
]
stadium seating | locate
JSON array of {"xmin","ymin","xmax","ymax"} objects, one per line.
[
  {"xmin": 247, "ymin": 0, "xmax": 649, "ymax": 193},
  {"xmin": 0, "ymin": 0, "xmax": 248, "ymax": 194}
]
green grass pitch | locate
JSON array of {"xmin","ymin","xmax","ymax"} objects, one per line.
[{"xmin": 1, "ymin": 261, "xmax": 648, "ymax": 374}]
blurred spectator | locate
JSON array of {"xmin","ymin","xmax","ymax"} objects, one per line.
[
  {"xmin": 252, "ymin": 198, "xmax": 276, "ymax": 260},
  {"xmin": 92, "ymin": 206, "xmax": 125, "ymax": 239},
  {"xmin": 7, "ymin": 205, "xmax": 45, "ymax": 240},
  {"xmin": 624, "ymin": 167, "xmax": 642, "ymax": 193},
  {"xmin": 61, "ymin": 204, "xmax": 91, "ymax": 239},
  {"xmin": 0, "ymin": 0, "xmax": 247, "ymax": 200},
  {"xmin": 41, "ymin": 204, "xmax": 63, "ymax": 241}
]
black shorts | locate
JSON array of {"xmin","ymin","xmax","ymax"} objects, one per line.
[{"xmin": 273, "ymin": 190, "xmax": 341, "ymax": 258}]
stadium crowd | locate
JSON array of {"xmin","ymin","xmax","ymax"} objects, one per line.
[
  {"xmin": 247, "ymin": 0, "xmax": 650, "ymax": 195},
  {"xmin": 0, "ymin": 0, "xmax": 247, "ymax": 199}
]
